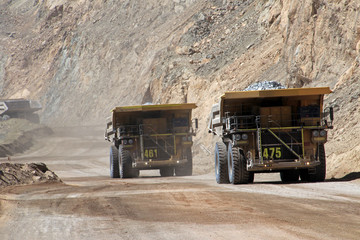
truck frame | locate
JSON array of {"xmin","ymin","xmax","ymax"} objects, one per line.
[
  {"xmin": 208, "ymin": 87, "xmax": 334, "ymax": 184},
  {"xmin": 105, "ymin": 103, "xmax": 197, "ymax": 178}
]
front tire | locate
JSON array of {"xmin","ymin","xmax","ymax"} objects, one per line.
[
  {"xmin": 160, "ymin": 168, "xmax": 174, "ymax": 177},
  {"xmin": 228, "ymin": 144, "xmax": 239, "ymax": 184},
  {"xmin": 228, "ymin": 145, "xmax": 252, "ymax": 184},
  {"xmin": 248, "ymin": 172, "xmax": 255, "ymax": 183},
  {"xmin": 175, "ymin": 149, "xmax": 193, "ymax": 176},
  {"xmin": 110, "ymin": 146, "xmax": 120, "ymax": 178},
  {"xmin": 300, "ymin": 144, "xmax": 326, "ymax": 182},
  {"xmin": 215, "ymin": 141, "xmax": 229, "ymax": 184},
  {"xmin": 280, "ymin": 170, "xmax": 299, "ymax": 183},
  {"xmin": 132, "ymin": 169, "xmax": 140, "ymax": 178}
]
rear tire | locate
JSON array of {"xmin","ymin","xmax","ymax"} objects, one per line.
[
  {"xmin": 175, "ymin": 149, "xmax": 193, "ymax": 176},
  {"xmin": 110, "ymin": 146, "xmax": 120, "ymax": 178},
  {"xmin": 280, "ymin": 170, "xmax": 299, "ymax": 183},
  {"xmin": 228, "ymin": 144, "xmax": 240, "ymax": 184},
  {"xmin": 119, "ymin": 147, "xmax": 133, "ymax": 178},
  {"xmin": 132, "ymin": 169, "xmax": 140, "ymax": 178},
  {"xmin": 228, "ymin": 145, "xmax": 252, "ymax": 184},
  {"xmin": 215, "ymin": 141, "xmax": 229, "ymax": 184},
  {"xmin": 248, "ymin": 172, "xmax": 255, "ymax": 183},
  {"xmin": 160, "ymin": 168, "xmax": 174, "ymax": 177}
]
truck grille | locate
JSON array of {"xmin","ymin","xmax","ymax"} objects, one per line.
[
  {"xmin": 260, "ymin": 131, "xmax": 303, "ymax": 160},
  {"xmin": 143, "ymin": 136, "xmax": 175, "ymax": 160}
]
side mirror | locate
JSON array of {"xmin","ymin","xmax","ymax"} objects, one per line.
[{"xmin": 330, "ymin": 107, "xmax": 334, "ymax": 121}]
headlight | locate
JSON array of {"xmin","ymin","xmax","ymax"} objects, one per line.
[
  {"xmin": 187, "ymin": 136, "xmax": 192, "ymax": 141},
  {"xmin": 320, "ymin": 130, "xmax": 327, "ymax": 137},
  {"xmin": 128, "ymin": 139, "xmax": 134, "ymax": 144},
  {"xmin": 182, "ymin": 136, "xmax": 187, "ymax": 141},
  {"xmin": 235, "ymin": 134, "xmax": 241, "ymax": 141},
  {"xmin": 312, "ymin": 131, "xmax": 319, "ymax": 137},
  {"xmin": 123, "ymin": 139, "xmax": 128, "ymax": 144},
  {"xmin": 241, "ymin": 134, "xmax": 248, "ymax": 140}
]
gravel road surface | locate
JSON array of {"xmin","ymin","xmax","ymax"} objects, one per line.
[{"xmin": 0, "ymin": 126, "xmax": 359, "ymax": 240}]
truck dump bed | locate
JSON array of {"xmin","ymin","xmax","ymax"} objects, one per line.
[{"xmin": 209, "ymin": 87, "xmax": 332, "ymax": 133}]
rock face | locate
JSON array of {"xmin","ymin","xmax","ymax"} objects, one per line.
[{"xmin": 0, "ymin": 0, "xmax": 359, "ymax": 178}]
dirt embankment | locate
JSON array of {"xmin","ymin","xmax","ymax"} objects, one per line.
[
  {"xmin": 0, "ymin": 162, "xmax": 61, "ymax": 187},
  {"xmin": 0, "ymin": 119, "xmax": 60, "ymax": 186},
  {"xmin": 0, "ymin": 118, "xmax": 53, "ymax": 157}
]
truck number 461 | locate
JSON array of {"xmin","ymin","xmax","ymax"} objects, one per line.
[{"xmin": 144, "ymin": 149, "xmax": 158, "ymax": 159}]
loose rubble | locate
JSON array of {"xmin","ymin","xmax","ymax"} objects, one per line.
[
  {"xmin": 0, "ymin": 162, "xmax": 61, "ymax": 187},
  {"xmin": 244, "ymin": 81, "xmax": 286, "ymax": 91}
]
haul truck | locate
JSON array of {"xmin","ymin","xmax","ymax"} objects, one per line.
[
  {"xmin": 0, "ymin": 99, "xmax": 41, "ymax": 123},
  {"xmin": 208, "ymin": 87, "xmax": 334, "ymax": 184},
  {"xmin": 105, "ymin": 103, "xmax": 198, "ymax": 178}
]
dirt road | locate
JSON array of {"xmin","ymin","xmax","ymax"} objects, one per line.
[{"xmin": 0, "ymin": 126, "xmax": 360, "ymax": 240}]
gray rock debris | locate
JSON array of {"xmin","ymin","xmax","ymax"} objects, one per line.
[{"xmin": 244, "ymin": 81, "xmax": 285, "ymax": 91}]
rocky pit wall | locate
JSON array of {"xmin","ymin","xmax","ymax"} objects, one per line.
[{"xmin": 0, "ymin": 0, "xmax": 360, "ymax": 178}]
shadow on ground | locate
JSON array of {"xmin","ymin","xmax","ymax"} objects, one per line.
[{"xmin": 328, "ymin": 172, "xmax": 360, "ymax": 182}]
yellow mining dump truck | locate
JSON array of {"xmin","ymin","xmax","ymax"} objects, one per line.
[
  {"xmin": 105, "ymin": 103, "xmax": 198, "ymax": 178},
  {"xmin": 208, "ymin": 87, "xmax": 334, "ymax": 184}
]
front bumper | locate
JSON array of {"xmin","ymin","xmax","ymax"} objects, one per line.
[
  {"xmin": 248, "ymin": 158, "xmax": 321, "ymax": 172},
  {"xmin": 133, "ymin": 158, "xmax": 188, "ymax": 170}
]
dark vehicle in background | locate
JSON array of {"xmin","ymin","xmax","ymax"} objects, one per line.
[{"xmin": 0, "ymin": 99, "xmax": 41, "ymax": 123}]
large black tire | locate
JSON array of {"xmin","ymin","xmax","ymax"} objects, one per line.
[
  {"xmin": 280, "ymin": 170, "xmax": 299, "ymax": 183},
  {"xmin": 215, "ymin": 141, "xmax": 229, "ymax": 184},
  {"xmin": 110, "ymin": 146, "xmax": 120, "ymax": 178},
  {"xmin": 228, "ymin": 145, "xmax": 252, "ymax": 184},
  {"xmin": 160, "ymin": 168, "xmax": 174, "ymax": 177},
  {"xmin": 299, "ymin": 169, "xmax": 309, "ymax": 182},
  {"xmin": 300, "ymin": 144, "xmax": 326, "ymax": 182},
  {"xmin": 175, "ymin": 149, "xmax": 193, "ymax": 176},
  {"xmin": 238, "ymin": 151, "xmax": 252, "ymax": 184},
  {"xmin": 132, "ymin": 169, "xmax": 140, "ymax": 178},
  {"xmin": 248, "ymin": 172, "xmax": 255, "ymax": 183},
  {"xmin": 227, "ymin": 144, "xmax": 239, "ymax": 184},
  {"xmin": 119, "ymin": 147, "xmax": 133, "ymax": 178}
]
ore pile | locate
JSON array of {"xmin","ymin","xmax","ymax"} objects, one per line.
[
  {"xmin": 0, "ymin": 163, "xmax": 61, "ymax": 187},
  {"xmin": 244, "ymin": 81, "xmax": 286, "ymax": 91}
]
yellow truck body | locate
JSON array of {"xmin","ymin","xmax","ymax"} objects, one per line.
[
  {"xmin": 209, "ymin": 87, "xmax": 333, "ymax": 184},
  {"xmin": 106, "ymin": 103, "xmax": 197, "ymax": 178}
]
